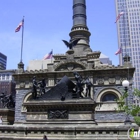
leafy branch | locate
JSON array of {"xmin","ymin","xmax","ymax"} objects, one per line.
[
  {"xmin": 116, "ymin": 89, "xmax": 140, "ymax": 116},
  {"xmin": 116, "ymin": 88, "xmax": 140, "ymax": 126}
]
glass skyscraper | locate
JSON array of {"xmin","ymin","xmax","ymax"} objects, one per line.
[
  {"xmin": 0, "ymin": 52, "xmax": 7, "ymax": 70},
  {"xmin": 115, "ymin": 0, "xmax": 140, "ymax": 90}
]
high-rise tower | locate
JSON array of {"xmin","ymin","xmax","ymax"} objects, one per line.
[
  {"xmin": 69, "ymin": 0, "xmax": 92, "ymax": 55},
  {"xmin": 115, "ymin": 0, "xmax": 140, "ymax": 90},
  {"xmin": 0, "ymin": 52, "xmax": 7, "ymax": 70}
]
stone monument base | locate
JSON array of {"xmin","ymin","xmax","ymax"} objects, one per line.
[{"xmin": 0, "ymin": 124, "xmax": 138, "ymax": 139}]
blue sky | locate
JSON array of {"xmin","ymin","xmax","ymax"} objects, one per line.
[{"xmin": 0, "ymin": 0, "xmax": 119, "ymax": 69}]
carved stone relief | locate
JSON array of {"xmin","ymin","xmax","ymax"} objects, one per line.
[
  {"xmin": 108, "ymin": 78, "xmax": 116, "ymax": 84},
  {"xmin": 48, "ymin": 110, "xmax": 68, "ymax": 119},
  {"xmin": 54, "ymin": 61, "xmax": 86, "ymax": 71},
  {"xmin": 67, "ymin": 63, "xmax": 74, "ymax": 71},
  {"xmin": 97, "ymin": 78, "xmax": 104, "ymax": 85},
  {"xmin": 120, "ymin": 77, "xmax": 127, "ymax": 82}
]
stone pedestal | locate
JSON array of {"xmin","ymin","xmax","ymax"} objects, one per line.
[
  {"xmin": 23, "ymin": 98, "xmax": 97, "ymax": 125},
  {"xmin": 0, "ymin": 109, "xmax": 15, "ymax": 125}
]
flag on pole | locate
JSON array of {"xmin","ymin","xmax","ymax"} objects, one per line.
[
  {"xmin": 115, "ymin": 48, "xmax": 122, "ymax": 55},
  {"xmin": 115, "ymin": 11, "xmax": 124, "ymax": 23},
  {"xmin": 43, "ymin": 50, "xmax": 53, "ymax": 60},
  {"xmin": 15, "ymin": 19, "xmax": 24, "ymax": 32}
]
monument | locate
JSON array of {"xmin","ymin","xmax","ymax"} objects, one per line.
[{"xmin": 0, "ymin": 0, "xmax": 138, "ymax": 139}]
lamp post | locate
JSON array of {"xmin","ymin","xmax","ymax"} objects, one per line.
[{"xmin": 122, "ymin": 80, "xmax": 131, "ymax": 124}]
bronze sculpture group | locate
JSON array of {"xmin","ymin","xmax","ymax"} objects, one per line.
[
  {"xmin": 73, "ymin": 72, "xmax": 84, "ymax": 98},
  {"xmin": 32, "ymin": 76, "xmax": 46, "ymax": 99},
  {"xmin": 73, "ymin": 72, "xmax": 93, "ymax": 98},
  {"xmin": 84, "ymin": 76, "xmax": 93, "ymax": 97},
  {"xmin": 0, "ymin": 92, "xmax": 15, "ymax": 108},
  {"xmin": 0, "ymin": 72, "xmax": 92, "ymax": 108},
  {"xmin": 31, "ymin": 72, "xmax": 93, "ymax": 99}
]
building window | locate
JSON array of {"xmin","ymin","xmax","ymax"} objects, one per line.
[
  {"xmin": 2, "ymin": 75, "xmax": 5, "ymax": 80},
  {"xmin": 6, "ymin": 74, "xmax": 9, "ymax": 80},
  {"xmin": 101, "ymin": 93, "xmax": 118, "ymax": 102}
]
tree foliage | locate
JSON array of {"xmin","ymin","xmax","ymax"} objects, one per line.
[{"xmin": 116, "ymin": 89, "xmax": 140, "ymax": 126}]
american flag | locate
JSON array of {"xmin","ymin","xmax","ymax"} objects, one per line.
[
  {"xmin": 44, "ymin": 50, "xmax": 53, "ymax": 60},
  {"xmin": 115, "ymin": 11, "xmax": 124, "ymax": 23},
  {"xmin": 115, "ymin": 48, "xmax": 122, "ymax": 55},
  {"xmin": 15, "ymin": 19, "xmax": 24, "ymax": 32}
]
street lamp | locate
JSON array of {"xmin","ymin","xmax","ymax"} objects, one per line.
[{"xmin": 122, "ymin": 80, "xmax": 131, "ymax": 124}]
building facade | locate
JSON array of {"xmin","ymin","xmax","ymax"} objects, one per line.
[
  {"xmin": 0, "ymin": 52, "xmax": 7, "ymax": 70},
  {"xmin": 0, "ymin": 70, "xmax": 16, "ymax": 97},
  {"xmin": 27, "ymin": 54, "xmax": 112, "ymax": 71},
  {"xmin": 115, "ymin": 0, "xmax": 140, "ymax": 90}
]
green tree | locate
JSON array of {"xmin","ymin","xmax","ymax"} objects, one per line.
[{"xmin": 116, "ymin": 88, "xmax": 140, "ymax": 126}]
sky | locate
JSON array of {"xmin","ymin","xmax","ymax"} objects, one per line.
[{"xmin": 0, "ymin": 0, "xmax": 119, "ymax": 70}]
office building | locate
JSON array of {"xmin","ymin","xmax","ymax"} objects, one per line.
[
  {"xmin": 0, "ymin": 70, "xmax": 16, "ymax": 107},
  {"xmin": 0, "ymin": 52, "xmax": 7, "ymax": 70},
  {"xmin": 115, "ymin": 0, "xmax": 140, "ymax": 90},
  {"xmin": 100, "ymin": 53, "xmax": 112, "ymax": 65},
  {"xmin": 27, "ymin": 59, "xmax": 54, "ymax": 71}
]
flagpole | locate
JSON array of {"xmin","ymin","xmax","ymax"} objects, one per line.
[
  {"xmin": 122, "ymin": 6, "xmax": 129, "ymax": 65},
  {"xmin": 51, "ymin": 49, "xmax": 53, "ymax": 63},
  {"xmin": 122, "ymin": 5, "xmax": 129, "ymax": 81},
  {"xmin": 20, "ymin": 16, "xmax": 24, "ymax": 63},
  {"xmin": 42, "ymin": 60, "xmax": 43, "ymax": 70},
  {"xmin": 120, "ymin": 4, "xmax": 127, "ymax": 58}
]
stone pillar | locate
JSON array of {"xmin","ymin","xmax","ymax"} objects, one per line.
[
  {"xmin": 123, "ymin": 54, "xmax": 132, "ymax": 68},
  {"xmin": 17, "ymin": 61, "xmax": 24, "ymax": 74},
  {"xmin": 73, "ymin": 0, "xmax": 87, "ymax": 26},
  {"xmin": 48, "ymin": 79, "xmax": 54, "ymax": 86},
  {"xmin": 69, "ymin": 0, "xmax": 91, "ymax": 44},
  {"xmin": 47, "ymin": 63, "xmax": 54, "ymax": 71}
]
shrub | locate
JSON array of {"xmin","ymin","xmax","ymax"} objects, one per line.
[{"xmin": 134, "ymin": 116, "xmax": 140, "ymax": 126}]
